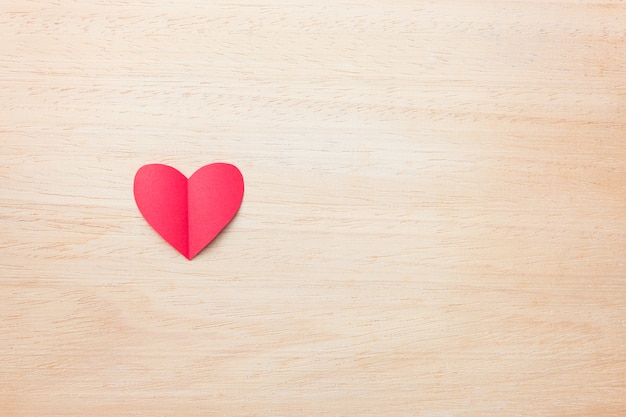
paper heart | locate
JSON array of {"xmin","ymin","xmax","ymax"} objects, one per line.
[{"xmin": 134, "ymin": 163, "xmax": 244, "ymax": 260}]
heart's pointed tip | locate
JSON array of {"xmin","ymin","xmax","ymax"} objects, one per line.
[{"xmin": 185, "ymin": 248, "xmax": 199, "ymax": 260}]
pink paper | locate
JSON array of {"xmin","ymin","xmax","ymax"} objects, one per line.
[{"xmin": 134, "ymin": 163, "xmax": 244, "ymax": 260}]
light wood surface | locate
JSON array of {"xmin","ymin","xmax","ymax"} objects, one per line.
[{"xmin": 2, "ymin": 1, "xmax": 626, "ymax": 415}]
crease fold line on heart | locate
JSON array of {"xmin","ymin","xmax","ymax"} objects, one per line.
[{"xmin": 134, "ymin": 163, "xmax": 244, "ymax": 260}]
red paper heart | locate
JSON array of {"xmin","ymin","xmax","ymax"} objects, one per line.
[{"xmin": 134, "ymin": 163, "xmax": 244, "ymax": 260}]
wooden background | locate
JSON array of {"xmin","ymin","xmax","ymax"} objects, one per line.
[{"xmin": 2, "ymin": 1, "xmax": 626, "ymax": 415}]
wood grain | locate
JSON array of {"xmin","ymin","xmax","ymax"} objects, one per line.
[{"xmin": 2, "ymin": 1, "xmax": 626, "ymax": 415}]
